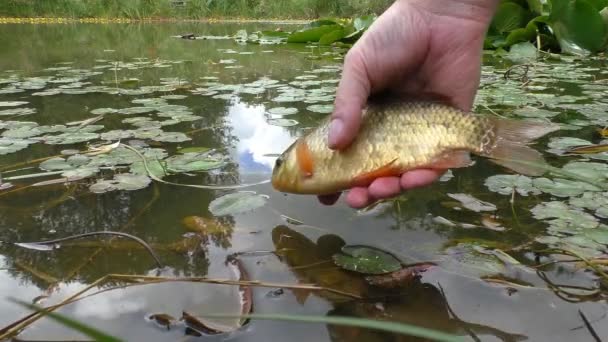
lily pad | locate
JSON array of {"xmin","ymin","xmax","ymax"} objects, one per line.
[
  {"xmin": 0, "ymin": 107, "xmax": 36, "ymax": 116},
  {"xmin": 332, "ymin": 245, "xmax": 402, "ymax": 275},
  {"xmin": 484, "ymin": 174, "xmax": 541, "ymax": 196},
  {"xmin": 42, "ymin": 132, "xmax": 99, "ymax": 145},
  {"xmin": 0, "ymin": 137, "xmax": 34, "ymax": 155},
  {"xmin": 89, "ymin": 174, "xmax": 151, "ymax": 193},
  {"xmin": 0, "ymin": 101, "xmax": 28, "ymax": 107},
  {"xmin": 267, "ymin": 107, "xmax": 298, "ymax": 115},
  {"xmin": 208, "ymin": 191, "xmax": 268, "ymax": 216},
  {"xmin": 306, "ymin": 104, "xmax": 334, "ymax": 114},
  {"xmin": 267, "ymin": 118, "xmax": 298, "ymax": 127},
  {"xmin": 165, "ymin": 153, "xmax": 226, "ymax": 173},
  {"xmin": 151, "ymin": 132, "xmax": 191, "ymax": 143},
  {"xmin": 532, "ymin": 177, "xmax": 602, "ymax": 197}
]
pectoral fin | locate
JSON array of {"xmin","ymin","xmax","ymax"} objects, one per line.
[{"xmin": 352, "ymin": 158, "xmax": 401, "ymax": 187}]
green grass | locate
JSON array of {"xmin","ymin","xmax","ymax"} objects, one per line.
[{"xmin": 0, "ymin": 0, "xmax": 393, "ymax": 19}]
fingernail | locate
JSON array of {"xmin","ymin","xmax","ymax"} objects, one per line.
[{"xmin": 328, "ymin": 118, "xmax": 343, "ymax": 148}]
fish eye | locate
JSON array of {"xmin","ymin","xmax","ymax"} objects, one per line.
[{"xmin": 274, "ymin": 157, "xmax": 283, "ymax": 168}]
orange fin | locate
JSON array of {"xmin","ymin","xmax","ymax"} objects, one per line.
[
  {"xmin": 296, "ymin": 139, "xmax": 314, "ymax": 177},
  {"xmin": 352, "ymin": 158, "xmax": 401, "ymax": 187},
  {"xmin": 426, "ymin": 150, "xmax": 472, "ymax": 169}
]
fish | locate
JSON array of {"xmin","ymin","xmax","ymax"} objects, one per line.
[{"xmin": 271, "ymin": 97, "xmax": 559, "ymax": 195}]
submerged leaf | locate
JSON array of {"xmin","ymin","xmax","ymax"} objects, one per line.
[
  {"xmin": 446, "ymin": 193, "xmax": 497, "ymax": 212},
  {"xmin": 333, "ymin": 245, "xmax": 402, "ymax": 275},
  {"xmin": 208, "ymin": 191, "xmax": 268, "ymax": 216}
]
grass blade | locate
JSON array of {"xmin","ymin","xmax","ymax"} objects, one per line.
[
  {"xmin": 199, "ymin": 313, "xmax": 465, "ymax": 342},
  {"xmin": 9, "ymin": 298, "xmax": 123, "ymax": 342}
]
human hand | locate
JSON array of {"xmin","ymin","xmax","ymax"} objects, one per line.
[{"xmin": 318, "ymin": 0, "xmax": 499, "ymax": 208}]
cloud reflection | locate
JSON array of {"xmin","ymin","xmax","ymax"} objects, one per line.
[{"xmin": 226, "ymin": 98, "xmax": 297, "ymax": 174}]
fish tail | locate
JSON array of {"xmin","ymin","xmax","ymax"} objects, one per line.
[{"xmin": 482, "ymin": 118, "xmax": 559, "ymax": 176}]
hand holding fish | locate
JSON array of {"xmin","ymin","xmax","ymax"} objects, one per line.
[
  {"xmin": 271, "ymin": 0, "xmax": 558, "ymax": 209},
  {"xmin": 321, "ymin": 0, "xmax": 500, "ymax": 208}
]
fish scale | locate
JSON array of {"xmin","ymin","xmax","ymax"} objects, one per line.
[{"xmin": 272, "ymin": 99, "xmax": 559, "ymax": 195}]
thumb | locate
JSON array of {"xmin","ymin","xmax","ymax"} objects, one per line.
[{"xmin": 328, "ymin": 49, "xmax": 371, "ymax": 150}]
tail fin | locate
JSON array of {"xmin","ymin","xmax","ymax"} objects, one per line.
[{"xmin": 483, "ymin": 118, "xmax": 560, "ymax": 176}]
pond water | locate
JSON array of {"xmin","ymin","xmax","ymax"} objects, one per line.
[{"xmin": 0, "ymin": 21, "xmax": 607, "ymax": 341}]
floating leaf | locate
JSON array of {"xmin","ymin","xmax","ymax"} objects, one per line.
[
  {"xmin": 333, "ymin": 245, "xmax": 402, "ymax": 275},
  {"xmin": 0, "ymin": 137, "xmax": 35, "ymax": 155},
  {"xmin": 267, "ymin": 107, "xmax": 298, "ymax": 115},
  {"xmin": 267, "ymin": 118, "xmax": 298, "ymax": 127},
  {"xmin": 570, "ymin": 191, "xmax": 608, "ymax": 218},
  {"xmin": 484, "ymin": 174, "xmax": 541, "ymax": 196},
  {"xmin": 208, "ymin": 191, "xmax": 268, "ymax": 216},
  {"xmin": 165, "ymin": 153, "xmax": 225, "ymax": 173},
  {"xmin": 42, "ymin": 132, "xmax": 99, "ymax": 145},
  {"xmin": 89, "ymin": 174, "xmax": 151, "ymax": 193},
  {"xmin": 0, "ymin": 101, "xmax": 28, "ymax": 107},
  {"xmin": 151, "ymin": 131, "xmax": 191, "ymax": 143},
  {"xmin": 306, "ymin": 104, "xmax": 334, "ymax": 113},
  {"xmin": 532, "ymin": 177, "xmax": 601, "ymax": 197},
  {"xmin": 0, "ymin": 107, "xmax": 36, "ymax": 116}
]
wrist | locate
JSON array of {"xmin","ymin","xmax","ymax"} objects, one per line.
[{"xmin": 404, "ymin": 0, "xmax": 500, "ymax": 25}]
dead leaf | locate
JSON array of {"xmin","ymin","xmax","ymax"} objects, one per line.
[
  {"xmin": 365, "ymin": 263, "xmax": 435, "ymax": 289},
  {"xmin": 148, "ymin": 313, "xmax": 176, "ymax": 330}
]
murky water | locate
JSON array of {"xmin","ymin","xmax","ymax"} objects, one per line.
[{"xmin": 0, "ymin": 22, "xmax": 607, "ymax": 341}]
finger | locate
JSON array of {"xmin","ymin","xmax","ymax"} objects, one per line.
[
  {"xmin": 368, "ymin": 177, "xmax": 402, "ymax": 199},
  {"xmin": 345, "ymin": 187, "xmax": 371, "ymax": 208},
  {"xmin": 399, "ymin": 169, "xmax": 445, "ymax": 190},
  {"xmin": 317, "ymin": 193, "xmax": 341, "ymax": 206},
  {"xmin": 328, "ymin": 49, "xmax": 371, "ymax": 150}
]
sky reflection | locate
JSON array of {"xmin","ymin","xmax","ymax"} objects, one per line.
[{"xmin": 226, "ymin": 98, "xmax": 297, "ymax": 174}]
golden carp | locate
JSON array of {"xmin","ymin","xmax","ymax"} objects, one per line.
[{"xmin": 271, "ymin": 98, "xmax": 559, "ymax": 195}]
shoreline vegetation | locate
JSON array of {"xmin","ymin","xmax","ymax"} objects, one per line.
[{"xmin": 0, "ymin": 0, "xmax": 392, "ymax": 21}]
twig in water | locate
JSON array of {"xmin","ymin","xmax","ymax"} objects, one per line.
[
  {"xmin": 0, "ymin": 273, "xmax": 361, "ymax": 339},
  {"xmin": 578, "ymin": 309, "xmax": 603, "ymax": 342},
  {"xmin": 437, "ymin": 283, "xmax": 481, "ymax": 342},
  {"xmin": 13, "ymin": 231, "xmax": 163, "ymax": 269}
]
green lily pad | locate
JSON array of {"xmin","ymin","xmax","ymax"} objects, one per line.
[
  {"xmin": 0, "ymin": 137, "xmax": 34, "ymax": 155},
  {"xmin": 484, "ymin": 174, "xmax": 541, "ymax": 196},
  {"xmin": 2, "ymin": 126, "xmax": 43, "ymax": 138},
  {"xmin": 165, "ymin": 153, "xmax": 226, "ymax": 173},
  {"xmin": 0, "ymin": 101, "xmax": 28, "ymax": 107},
  {"xmin": 208, "ymin": 191, "xmax": 268, "ymax": 216},
  {"xmin": 532, "ymin": 177, "xmax": 602, "ymax": 197},
  {"xmin": 531, "ymin": 201, "xmax": 600, "ymax": 231},
  {"xmin": 561, "ymin": 161, "xmax": 608, "ymax": 181},
  {"xmin": 569, "ymin": 191, "xmax": 608, "ymax": 218},
  {"xmin": 306, "ymin": 104, "xmax": 334, "ymax": 113},
  {"xmin": 332, "ymin": 245, "xmax": 402, "ymax": 275},
  {"xmin": 546, "ymin": 137, "xmax": 591, "ymax": 155},
  {"xmin": 0, "ymin": 107, "xmax": 36, "ymax": 116},
  {"xmin": 151, "ymin": 132, "xmax": 191, "ymax": 143},
  {"xmin": 267, "ymin": 107, "xmax": 298, "ymax": 115},
  {"xmin": 89, "ymin": 174, "xmax": 151, "ymax": 194},
  {"xmin": 42, "ymin": 132, "xmax": 99, "ymax": 145},
  {"xmin": 130, "ymin": 159, "xmax": 167, "ymax": 179},
  {"xmin": 100, "ymin": 130, "xmax": 136, "ymax": 141}
]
